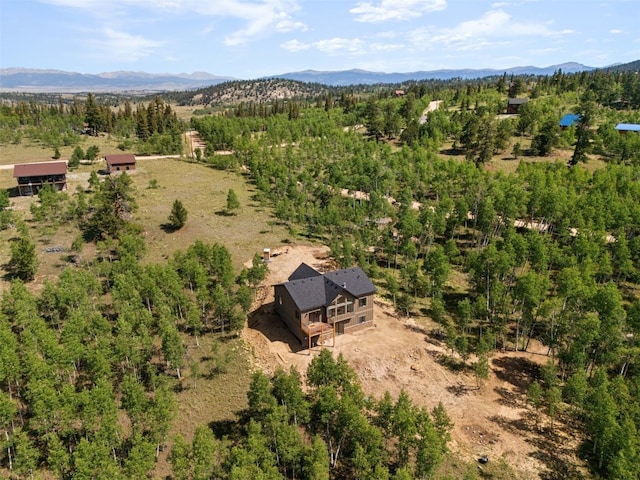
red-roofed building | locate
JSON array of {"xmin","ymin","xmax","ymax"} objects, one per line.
[
  {"xmin": 105, "ymin": 154, "xmax": 136, "ymax": 173},
  {"xmin": 13, "ymin": 161, "xmax": 67, "ymax": 196}
]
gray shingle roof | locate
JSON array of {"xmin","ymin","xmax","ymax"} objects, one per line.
[
  {"xmin": 278, "ymin": 265, "xmax": 376, "ymax": 312},
  {"xmin": 324, "ymin": 268, "xmax": 376, "ymax": 297},
  {"xmin": 288, "ymin": 263, "xmax": 322, "ymax": 281}
]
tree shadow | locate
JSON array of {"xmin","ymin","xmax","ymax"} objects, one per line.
[
  {"xmin": 209, "ymin": 418, "xmax": 243, "ymax": 442},
  {"xmin": 446, "ymin": 383, "xmax": 476, "ymax": 396},
  {"xmin": 488, "ymin": 410, "xmax": 587, "ymax": 480},
  {"xmin": 440, "ymin": 147, "xmax": 465, "ymax": 156},
  {"xmin": 160, "ymin": 222, "xmax": 180, "ymax": 233},
  {"xmin": 425, "ymin": 347, "xmax": 471, "ymax": 374},
  {"xmin": 215, "ymin": 210, "xmax": 236, "ymax": 217},
  {"xmin": 491, "ymin": 355, "xmax": 540, "ymax": 393},
  {"xmin": 530, "ymin": 426, "xmax": 587, "ymax": 480},
  {"xmin": 247, "ymin": 302, "xmax": 309, "ymax": 354},
  {"xmin": 493, "ymin": 386, "xmax": 523, "ymax": 408}
]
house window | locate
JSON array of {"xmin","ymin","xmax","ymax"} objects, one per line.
[
  {"xmin": 359, "ymin": 315, "xmax": 366, "ymax": 324},
  {"xmin": 347, "ymin": 302, "xmax": 354, "ymax": 313},
  {"xmin": 337, "ymin": 306, "xmax": 345, "ymax": 316},
  {"xmin": 359, "ymin": 298, "xmax": 367, "ymax": 308},
  {"xmin": 328, "ymin": 308, "xmax": 336, "ymax": 318}
]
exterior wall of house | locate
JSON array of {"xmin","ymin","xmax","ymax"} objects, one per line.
[
  {"xmin": 341, "ymin": 292, "xmax": 375, "ymax": 334},
  {"xmin": 107, "ymin": 163, "xmax": 136, "ymax": 173},
  {"xmin": 274, "ymin": 280, "xmax": 376, "ymax": 344},
  {"xmin": 321, "ymin": 292, "xmax": 375, "ymax": 334},
  {"xmin": 16, "ymin": 175, "xmax": 66, "ymax": 196},
  {"xmin": 274, "ymin": 285, "xmax": 305, "ymax": 342}
]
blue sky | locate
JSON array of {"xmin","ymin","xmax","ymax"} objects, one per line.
[{"xmin": 1, "ymin": 0, "xmax": 639, "ymax": 78}]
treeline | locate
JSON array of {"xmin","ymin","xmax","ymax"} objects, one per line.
[
  {"xmin": 169, "ymin": 349, "xmax": 452, "ymax": 479},
  {"xmin": 0, "ymin": 94, "xmax": 186, "ymax": 155},
  {"xmin": 192, "ymin": 68, "xmax": 640, "ymax": 477}
]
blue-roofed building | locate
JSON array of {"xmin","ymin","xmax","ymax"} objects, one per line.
[
  {"xmin": 559, "ymin": 114, "xmax": 581, "ymax": 129},
  {"xmin": 615, "ymin": 123, "xmax": 640, "ymax": 134},
  {"xmin": 274, "ymin": 263, "xmax": 376, "ymax": 348}
]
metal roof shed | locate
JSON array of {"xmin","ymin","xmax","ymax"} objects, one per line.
[{"xmin": 615, "ymin": 123, "xmax": 640, "ymax": 133}]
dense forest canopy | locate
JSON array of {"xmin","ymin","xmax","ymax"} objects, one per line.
[{"xmin": 1, "ymin": 66, "xmax": 640, "ymax": 479}]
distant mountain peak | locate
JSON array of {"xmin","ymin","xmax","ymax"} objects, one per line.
[{"xmin": 0, "ymin": 68, "xmax": 235, "ymax": 92}]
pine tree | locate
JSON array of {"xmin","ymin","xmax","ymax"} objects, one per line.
[
  {"xmin": 8, "ymin": 235, "xmax": 38, "ymax": 281},
  {"xmin": 69, "ymin": 146, "xmax": 84, "ymax": 169},
  {"xmin": 168, "ymin": 199, "xmax": 188, "ymax": 230},
  {"xmin": 226, "ymin": 188, "xmax": 240, "ymax": 214}
]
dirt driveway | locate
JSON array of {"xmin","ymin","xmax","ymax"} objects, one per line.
[{"xmin": 242, "ymin": 244, "xmax": 586, "ymax": 479}]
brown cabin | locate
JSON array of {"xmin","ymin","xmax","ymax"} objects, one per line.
[
  {"xmin": 105, "ymin": 154, "xmax": 136, "ymax": 173},
  {"xmin": 274, "ymin": 263, "xmax": 376, "ymax": 350},
  {"xmin": 13, "ymin": 161, "xmax": 67, "ymax": 196},
  {"xmin": 506, "ymin": 97, "xmax": 528, "ymax": 114}
]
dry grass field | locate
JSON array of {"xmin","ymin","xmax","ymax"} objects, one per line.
[
  {"xmin": 0, "ymin": 156, "xmax": 293, "ymax": 292},
  {"xmin": 130, "ymin": 157, "xmax": 292, "ymax": 269}
]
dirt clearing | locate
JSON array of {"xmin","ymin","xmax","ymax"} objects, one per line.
[{"xmin": 243, "ymin": 245, "xmax": 588, "ymax": 479}]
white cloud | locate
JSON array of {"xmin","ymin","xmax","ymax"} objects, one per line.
[
  {"xmin": 90, "ymin": 28, "xmax": 165, "ymax": 61},
  {"xmin": 281, "ymin": 39, "xmax": 310, "ymax": 52},
  {"xmin": 610, "ymin": 29, "xmax": 623, "ymax": 34},
  {"xmin": 275, "ymin": 14, "xmax": 308, "ymax": 33},
  {"xmin": 40, "ymin": 0, "xmax": 307, "ymax": 45},
  {"xmin": 407, "ymin": 8, "xmax": 574, "ymax": 51},
  {"xmin": 350, "ymin": 0, "xmax": 446, "ymax": 23},
  {"xmin": 376, "ymin": 31, "xmax": 399, "ymax": 39},
  {"xmin": 530, "ymin": 47, "xmax": 559, "ymax": 55},
  {"xmin": 369, "ymin": 42, "xmax": 405, "ymax": 52},
  {"xmin": 313, "ymin": 38, "xmax": 366, "ymax": 55},
  {"xmin": 282, "ymin": 36, "xmax": 401, "ymax": 57}
]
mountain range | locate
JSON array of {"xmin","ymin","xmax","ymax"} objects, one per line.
[
  {"xmin": 0, "ymin": 61, "xmax": 636, "ymax": 92},
  {"xmin": 269, "ymin": 62, "xmax": 594, "ymax": 86},
  {"xmin": 0, "ymin": 68, "xmax": 234, "ymax": 93}
]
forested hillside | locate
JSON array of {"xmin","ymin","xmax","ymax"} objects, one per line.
[
  {"xmin": 1, "ymin": 66, "xmax": 640, "ymax": 479},
  {"xmin": 0, "ymin": 94, "xmax": 185, "ymax": 156}
]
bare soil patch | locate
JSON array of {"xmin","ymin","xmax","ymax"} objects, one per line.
[{"xmin": 243, "ymin": 245, "xmax": 588, "ymax": 479}]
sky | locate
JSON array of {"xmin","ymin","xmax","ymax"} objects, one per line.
[{"xmin": 1, "ymin": 0, "xmax": 639, "ymax": 79}]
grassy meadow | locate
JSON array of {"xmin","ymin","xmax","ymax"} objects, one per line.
[
  {"xmin": 0, "ymin": 150, "xmax": 294, "ymax": 477},
  {"xmin": 0, "ymin": 155, "xmax": 294, "ymax": 290}
]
